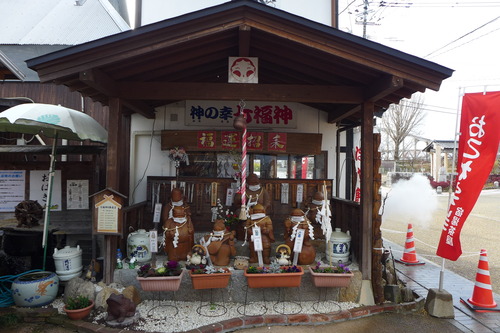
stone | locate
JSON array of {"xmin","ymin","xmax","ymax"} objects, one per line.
[
  {"xmin": 95, "ymin": 286, "xmax": 120, "ymax": 310},
  {"xmin": 425, "ymin": 288, "xmax": 454, "ymax": 318},
  {"xmin": 106, "ymin": 293, "xmax": 137, "ymax": 323},
  {"xmin": 64, "ymin": 277, "xmax": 95, "ymax": 303},
  {"xmin": 122, "ymin": 285, "xmax": 141, "ymax": 306}
]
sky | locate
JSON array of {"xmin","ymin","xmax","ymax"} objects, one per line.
[{"xmin": 338, "ymin": 0, "xmax": 500, "ymax": 141}]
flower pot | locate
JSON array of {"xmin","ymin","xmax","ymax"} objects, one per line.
[
  {"xmin": 11, "ymin": 271, "xmax": 59, "ymax": 307},
  {"xmin": 63, "ymin": 300, "xmax": 94, "ymax": 320},
  {"xmin": 137, "ymin": 269, "xmax": 184, "ymax": 291},
  {"xmin": 308, "ymin": 266, "xmax": 354, "ymax": 288},
  {"xmin": 189, "ymin": 269, "xmax": 231, "ymax": 290},
  {"xmin": 244, "ymin": 266, "xmax": 304, "ymax": 288}
]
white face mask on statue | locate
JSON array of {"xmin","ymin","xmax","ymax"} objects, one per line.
[
  {"xmin": 248, "ymin": 184, "xmax": 260, "ymax": 192},
  {"xmin": 251, "ymin": 212, "xmax": 266, "ymax": 220}
]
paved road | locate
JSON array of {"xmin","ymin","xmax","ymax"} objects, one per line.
[{"xmin": 381, "ymin": 188, "xmax": 500, "ymax": 294}]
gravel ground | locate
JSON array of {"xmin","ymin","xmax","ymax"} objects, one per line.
[{"xmin": 50, "ymin": 297, "xmax": 359, "ymax": 332}]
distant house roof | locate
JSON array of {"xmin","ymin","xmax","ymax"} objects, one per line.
[
  {"xmin": 422, "ymin": 140, "xmax": 457, "ymax": 153},
  {"xmin": 0, "ymin": 0, "xmax": 130, "ymax": 81}
]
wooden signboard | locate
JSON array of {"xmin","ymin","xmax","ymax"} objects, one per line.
[{"xmin": 90, "ymin": 188, "xmax": 126, "ymax": 235}]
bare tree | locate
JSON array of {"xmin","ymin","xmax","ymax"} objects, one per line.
[{"xmin": 380, "ymin": 93, "xmax": 425, "ymax": 161}]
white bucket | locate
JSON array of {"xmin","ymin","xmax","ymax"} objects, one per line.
[
  {"xmin": 53, "ymin": 245, "xmax": 83, "ymax": 281},
  {"xmin": 127, "ymin": 229, "xmax": 152, "ymax": 262},
  {"xmin": 326, "ymin": 228, "xmax": 351, "ymax": 264}
]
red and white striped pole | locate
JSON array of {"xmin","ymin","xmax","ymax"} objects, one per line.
[{"xmin": 234, "ymin": 103, "xmax": 248, "ymax": 220}]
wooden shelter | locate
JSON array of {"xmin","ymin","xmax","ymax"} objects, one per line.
[{"xmin": 26, "ymin": 0, "xmax": 453, "ymax": 300}]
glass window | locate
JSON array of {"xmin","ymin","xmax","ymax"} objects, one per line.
[
  {"xmin": 179, "ymin": 152, "xmax": 217, "ymax": 177},
  {"xmin": 216, "ymin": 153, "xmax": 240, "ymax": 178},
  {"xmin": 276, "ymin": 155, "xmax": 288, "ymax": 179},
  {"xmin": 252, "ymin": 154, "xmax": 277, "ymax": 179}
]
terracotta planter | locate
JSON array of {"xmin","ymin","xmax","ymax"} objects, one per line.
[
  {"xmin": 244, "ymin": 266, "xmax": 304, "ymax": 288},
  {"xmin": 308, "ymin": 266, "xmax": 354, "ymax": 288},
  {"xmin": 189, "ymin": 269, "xmax": 232, "ymax": 290},
  {"xmin": 63, "ymin": 300, "xmax": 94, "ymax": 320},
  {"xmin": 137, "ymin": 269, "xmax": 185, "ymax": 291}
]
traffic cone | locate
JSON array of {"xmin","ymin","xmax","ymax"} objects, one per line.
[
  {"xmin": 395, "ymin": 223, "xmax": 425, "ymax": 266},
  {"xmin": 461, "ymin": 249, "xmax": 500, "ymax": 312}
]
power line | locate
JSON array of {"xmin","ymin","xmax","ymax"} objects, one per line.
[{"xmin": 377, "ymin": 1, "xmax": 500, "ymax": 7}]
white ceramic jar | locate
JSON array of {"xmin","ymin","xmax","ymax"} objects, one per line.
[
  {"xmin": 53, "ymin": 245, "xmax": 83, "ymax": 281},
  {"xmin": 127, "ymin": 229, "xmax": 152, "ymax": 262},
  {"xmin": 11, "ymin": 271, "xmax": 59, "ymax": 307},
  {"xmin": 326, "ymin": 228, "xmax": 351, "ymax": 264}
]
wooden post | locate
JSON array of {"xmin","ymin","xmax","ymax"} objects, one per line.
[{"xmin": 371, "ymin": 132, "xmax": 384, "ymax": 304}]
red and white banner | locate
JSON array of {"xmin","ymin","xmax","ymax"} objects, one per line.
[{"xmin": 436, "ymin": 91, "xmax": 500, "ymax": 261}]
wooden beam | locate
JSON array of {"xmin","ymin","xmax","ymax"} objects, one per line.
[
  {"xmin": 239, "ymin": 25, "xmax": 251, "ymax": 57},
  {"xmin": 118, "ymin": 82, "xmax": 364, "ymax": 104},
  {"xmin": 80, "ymin": 69, "xmax": 155, "ymax": 118},
  {"xmin": 365, "ymin": 75, "xmax": 403, "ymax": 102},
  {"xmin": 328, "ymin": 105, "xmax": 361, "ymax": 124}
]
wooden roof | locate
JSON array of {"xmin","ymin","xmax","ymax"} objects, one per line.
[{"xmin": 27, "ymin": 0, "xmax": 453, "ymax": 126}]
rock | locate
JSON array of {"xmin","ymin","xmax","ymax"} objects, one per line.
[
  {"xmin": 64, "ymin": 277, "xmax": 95, "ymax": 303},
  {"xmin": 122, "ymin": 286, "xmax": 141, "ymax": 306},
  {"xmin": 340, "ymin": 270, "xmax": 362, "ymax": 303},
  {"xmin": 95, "ymin": 286, "xmax": 120, "ymax": 310}
]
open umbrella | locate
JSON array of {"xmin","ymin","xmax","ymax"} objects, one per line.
[{"xmin": 0, "ymin": 103, "xmax": 107, "ymax": 269}]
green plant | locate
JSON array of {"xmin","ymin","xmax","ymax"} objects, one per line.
[
  {"xmin": 65, "ymin": 295, "xmax": 91, "ymax": 310},
  {"xmin": 190, "ymin": 264, "xmax": 228, "ymax": 274},
  {"xmin": 311, "ymin": 261, "xmax": 351, "ymax": 274},
  {"xmin": 137, "ymin": 261, "xmax": 182, "ymax": 277},
  {"xmin": 246, "ymin": 261, "xmax": 301, "ymax": 274}
]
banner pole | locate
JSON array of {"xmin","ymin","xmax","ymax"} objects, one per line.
[{"xmin": 438, "ymin": 86, "xmax": 464, "ymax": 291}]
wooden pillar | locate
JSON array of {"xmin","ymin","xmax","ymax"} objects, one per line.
[
  {"xmin": 359, "ymin": 102, "xmax": 375, "ymax": 305},
  {"xmin": 103, "ymin": 98, "xmax": 124, "ymax": 283},
  {"xmin": 371, "ymin": 132, "xmax": 384, "ymax": 304}
]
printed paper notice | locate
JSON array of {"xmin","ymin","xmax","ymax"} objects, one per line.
[
  {"xmin": 0, "ymin": 170, "xmax": 26, "ymax": 212},
  {"xmin": 67, "ymin": 180, "xmax": 89, "ymax": 210}
]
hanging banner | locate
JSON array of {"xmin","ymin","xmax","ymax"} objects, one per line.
[
  {"xmin": 354, "ymin": 146, "xmax": 361, "ymax": 202},
  {"xmin": 436, "ymin": 91, "xmax": 500, "ymax": 261}
]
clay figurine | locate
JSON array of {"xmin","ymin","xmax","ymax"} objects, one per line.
[
  {"xmin": 275, "ymin": 244, "xmax": 291, "ymax": 266},
  {"xmin": 305, "ymin": 191, "xmax": 328, "ymax": 239},
  {"xmin": 162, "ymin": 205, "xmax": 194, "ymax": 261},
  {"xmin": 186, "ymin": 245, "xmax": 207, "ymax": 267},
  {"xmin": 245, "ymin": 173, "xmax": 271, "ymax": 214},
  {"xmin": 204, "ymin": 218, "xmax": 236, "ymax": 266},
  {"xmin": 106, "ymin": 294, "xmax": 136, "ymax": 323},
  {"xmin": 245, "ymin": 204, "xmax": 275, "ymax": 264},
  {"xmin": 162, "ymin": 187, "xmax": 194, "ymax": 246},
  {"xmin": 284, "ymin": 208, "xmax": 316, "ymax": 265}
]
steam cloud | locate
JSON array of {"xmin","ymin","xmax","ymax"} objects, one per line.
[{"xmin": 382, "ymin": 173, "xmax": 438, "ymax": 228}]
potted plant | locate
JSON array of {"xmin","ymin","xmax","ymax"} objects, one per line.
[
  {"xmin": 189, "ymin": 264, "xmax": 232, "ymax": 290},
  {"xmin": 63, "ymin": 295, "xmax": 94, "ymax": 320},
  {"xmin": 309, "ymin": 261, "xmax": 354, "ymax": 288},
  {"xmin": 244, "ymin": 260, "xmax": 304, "ymax": 288},
  {"xmin": 136, "ymin": 260, "xmax": 184, "ymax": 291}
]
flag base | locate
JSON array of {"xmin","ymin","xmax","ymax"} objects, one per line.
[
  {"xmin": 395, "ymin": 258, "xmax": 425, "ymax": 266},
  {"xmin": 460, "ymin": 297, "xmax": 500, "ymax": 312}
]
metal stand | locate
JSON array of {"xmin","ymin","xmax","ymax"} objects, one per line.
[
  {"xmin": 312, "ymin": 287, "xmax": 342, "ymax": 314},
  {"xmin": 146, "ymin": 291, "xmax": 179, "ymax": 318},
  {"xmin": 272, "ymin": 287, "xmax": 302, "ymax": 315},
  {"xmin": 196, "ymin": 288, "xmax": 228, "ymax": 317},
  {"xmin": 237, "ymin": 285, "xmax": 268, "ymax": 316}
]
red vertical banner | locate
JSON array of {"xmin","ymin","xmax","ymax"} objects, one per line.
[
  {"xmin": 246, "ymin": 132, "xmax": 264, "ymax": 151},
  {"xmin": 354, "ymin": 146, "xmax": 361, "ymax": 202},
  {"xmin": 436, "ymin": 92, "xmax": 500, "ymax": 261},
  {"xmin": 221, "ymin": 131, "xmax": 240, "ymax": 150}
]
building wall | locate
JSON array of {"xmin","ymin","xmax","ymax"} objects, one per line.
[{"xmin": 129, "ymin": 100, "xmax": 337, "ymax": 204}]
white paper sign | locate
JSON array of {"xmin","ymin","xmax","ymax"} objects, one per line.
[
  {"xmin": 67, "ymin": 180, "xmax": 89, "ymax": 210},
  {"xmin": 153, "ymin": 203, "xmax": 162, "ymax": 223},
  {"xmin": 149, "ymin": 230, "xmax": 158, "ymax": 253},
  {"xmin": 30, "ymin": 170, "xmax": 62, "ymax": 211},
  {"xmin": 0, "ymin": 170, "xmax": 25, "ymax": 212},
  {"xmin": 225, "ymin": 188, "xmax": 234, "ymax": 206},
  {"xmin": 252, "ymin": 226, "xmax": 263, "ymax": 252},
  {"xmin": 296, "ymin": 184, "xmax": 304, "ymax": 203},
  {"xmin": 281, "ymin": 183, "xmax": 289, "ymax": 204},
  {"xmin": 293, "ymin": 229, "xmax": 305, "ymax": 253}
]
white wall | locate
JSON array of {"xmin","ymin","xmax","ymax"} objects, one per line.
[
  {"xmin": 141, "ymin": 0, "xmax": 332, "ymax": 26},
  {"xmin": 130, "ymin": 101, "xmax": 337, "ymax": 204}
]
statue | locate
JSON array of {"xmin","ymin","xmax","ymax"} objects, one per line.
[
  {"xmin": 186, "ymin": 245, "xmax": 207, "ymax": 267},
  {"xmin": 245, "ymin": 173, "xmax": 271, "ymax": 214},
  {"xmin": 284, "ymin": 208, "xmax": 316, "ymax": 265},
  {"xmin": 203, "ymin": 218, "xmax": 236, "ymax": 266},
  {"xmin": 106, "ymin": 294, "xmax": 136, "ymax": 323},
  {"xmin": 245, "ymin": 204, "xmax": 275, "ymax": 264},
  {"xmin": 305, "ymin": 191, "xmax": 328, "ymax": 239},
  {"xmin": 162, "ymin": 205, "xmax": 194, "ymax": 261},
  {"xmin": 275, "ymin": 244, "xmax": 291, "ymax": 266}
]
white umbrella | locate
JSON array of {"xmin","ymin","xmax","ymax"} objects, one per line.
[{"xmin": 0, "ymin": 103, "xmax": 107, "ymax": 269}]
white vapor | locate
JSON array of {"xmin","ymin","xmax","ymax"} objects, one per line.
[{"xmin": 382, "ymin": 173, "xmax": 438, "ymax": 228}]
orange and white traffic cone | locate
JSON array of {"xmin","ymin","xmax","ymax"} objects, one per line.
[
  {"xmin": 461, "ymin": 249, "xmax": 500, "ymax": 312},
  {"xmin": 395, "ymin": 223, "xmax": 425, "ymax": 266}
]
